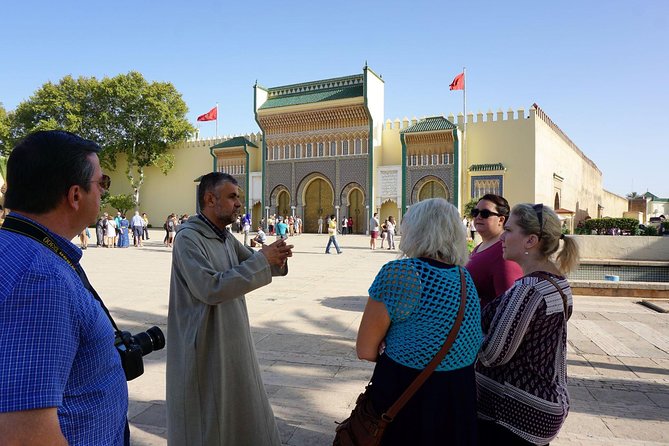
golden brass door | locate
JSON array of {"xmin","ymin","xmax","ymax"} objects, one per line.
[
  {"xmin": 347, "ymin": 188, "xmax": 364, "ymax": 234},
  {"xmin": 304, "ymin": 179, "xmax": 333, "ymax": 233},
  {"xmin": 419, "ymin": 181, "xmax": 448, "ymax": 201},
  {"xmin": 277, "ymin": 191, "xmax": 290, "ymax": 217}
]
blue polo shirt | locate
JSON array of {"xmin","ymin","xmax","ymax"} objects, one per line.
[{"xmin": 0, "ymin": 213, "xmax": 128, "ymax": 445}]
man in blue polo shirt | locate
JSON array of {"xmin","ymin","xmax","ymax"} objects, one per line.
[{"xmin": 0, "ymin": 131, "xmax": 129, "ymax": 445}]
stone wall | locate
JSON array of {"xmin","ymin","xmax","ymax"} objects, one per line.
[{"xmin": 574, "ymin": 235, "xmax": 669, "ymax": 261}]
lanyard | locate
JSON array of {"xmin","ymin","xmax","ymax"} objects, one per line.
[{"xmin": 0, "ymin": 215, "xmax": 120, "ymax": 331}]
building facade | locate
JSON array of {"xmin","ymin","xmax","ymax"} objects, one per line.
[{"xmin": 102, "ymin": 68, "xmax": 627, "ymax": 233}]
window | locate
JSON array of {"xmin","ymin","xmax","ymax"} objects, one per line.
[
  {"xmin": 306, "ymin": 143, "xmax": 312, "ymax": 157},
  {"xmin": 330, "ymin": 141, "xmax": 336, "ymax": 156},
  {"xmin": 472, "ymin": 176, "xmax": 503, "ymax": 198},
  {"xmin": 342, "ymin": 140, "xmax": 349, "ymax": 155},
  {"xmin": 318, "ymin": 142, "xmax": 324, "ymax": 157},
  {"xmin": 284, "ymin": 145, "xmax": 290, "ymax": 159},
  {"xmin": 295, "ymin": 144, "xmax": 301, "ymax": 159},
  {"xmin": 355, "ymin": 138, "xmax": 362, "ymax": 154}
]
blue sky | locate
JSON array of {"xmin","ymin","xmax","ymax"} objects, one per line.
[{"xmin": 2, "ymin": 0, "xmax": 667, "ymax": 197}]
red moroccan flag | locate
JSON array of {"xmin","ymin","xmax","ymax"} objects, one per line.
[
  {"xmin": 449, "ymin": 72, "xmax": 465, "ymax": 91},
  {"xmin": 197, "ymin": 106, "xmax": 217, "ymax": 122}
]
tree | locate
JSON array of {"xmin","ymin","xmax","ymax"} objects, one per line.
[
  {"xmin": 626, "ymin": 192, "xmax": 640, "ymax": 199},
  {"xmin": 104, "ymin": 193, "xmax": 136, "ymax": 216},
  {"xmin": 95, "ymin": 72, "xmax": 194, "ymax": 207},
  {"xmin": 8, "ymin": 72, "xmax": 194, "ymax": 208},
  {"xmin": 463, "ymin": 197, "xmax": 480, "ymax": 219},
  {"xmin": 0, "ymin": 103, "xmax": 11, "ymax": 156}
]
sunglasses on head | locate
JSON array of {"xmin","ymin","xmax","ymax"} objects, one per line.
[
  {"xmin": 533, "ymin": 203, "xmax": 544, "ymax": 239},
  {"xmin": 470, "ymin": 208, "xmax": 501, "ymax": 219},
  {"xmin": 90, "ymin": 174, "xmax": 111, "ymax": 191}
]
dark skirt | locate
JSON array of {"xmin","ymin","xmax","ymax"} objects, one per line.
[{"xmin": 368, "ymin": 353, "xmax": 478, "ymax": 446}]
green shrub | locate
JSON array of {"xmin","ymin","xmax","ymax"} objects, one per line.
[
  {"xmin": 643, "ymin": 225, "xmax": 658, "ymax": 236},
  {"xmin": 583, "ymin": 218, "xmax": 640, "ymax": 235}
]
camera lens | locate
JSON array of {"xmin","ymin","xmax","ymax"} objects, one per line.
[{"xmin": 131, "ymin": 326, "xmax": 165, "ymax": 356}]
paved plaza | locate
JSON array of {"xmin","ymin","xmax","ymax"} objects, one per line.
[{"xmin": 79, "ymin": 230, "xmax": 669, "ymax": 445}]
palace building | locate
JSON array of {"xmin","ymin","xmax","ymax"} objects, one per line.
[{"xmin": 103, "ymin": 67, "xmax": 627, "ymax": 233}]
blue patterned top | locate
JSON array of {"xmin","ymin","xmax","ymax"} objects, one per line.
[
  {"xmin": 369, "ymin": 257, "xmax": 483, "ymax": 371},
  {"xmin": 0, "ymin": 213, "xmax": 128, "ymax": 445}
]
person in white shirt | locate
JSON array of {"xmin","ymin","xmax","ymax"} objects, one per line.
[
  {"xmin": 131, "ymin": 211, "xmax": 144, "ymax": 247},
  {"xmin": 385, "ymin": 216, "xmax": 396, "ymax": 250},
  {"xmin": 369, "ymin": 212, "xmax": 380, "ymax": 250}
]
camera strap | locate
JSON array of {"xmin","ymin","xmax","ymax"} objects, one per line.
[{"xmin": 0, "ymin": 214, "xmax": 120, "ymax": 332}]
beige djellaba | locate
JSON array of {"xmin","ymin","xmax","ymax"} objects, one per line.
[{"xmin": 166, "ymin": 217, "xmax": 285, "ymax": 445}]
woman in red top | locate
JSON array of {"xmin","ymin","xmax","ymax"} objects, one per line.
[{"xmin": 465, "ymin": 194, "xmax": 523, "ymax": 308}]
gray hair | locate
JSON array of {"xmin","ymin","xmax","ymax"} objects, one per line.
[{"xmin": 399, "ymin": 198, "xmax": 468, "ymax": 265}]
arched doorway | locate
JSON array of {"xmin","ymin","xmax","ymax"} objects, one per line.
[
  {"xmin": 347, "ymin": 188, "xmax": 364, "ymax": 234},
  {"xmin": 277, "ymin": 190, "xmax": 291, "ymax": 217},
  {"xmin": 303, "ymin": 178, "xmax": 334, "ymax": 233},
  {"xmin": 418, "ymin": 180, "xmax": 448, "ymax": 201}
]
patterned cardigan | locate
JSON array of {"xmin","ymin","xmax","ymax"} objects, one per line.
[{"xmin": 476, "ymin": 273, "xmax": 573, "ymax": 444}]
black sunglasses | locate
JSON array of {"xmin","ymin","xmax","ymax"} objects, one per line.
[
  {"xmin": 470, "ymin": 208, "xmax": 501, "ymax": 219},
  {"xmin": 90, "ymin": 174, "xmax": 111, "ymax": 191},
  {"xmin": 533, "ymin": 203, "xmax": 544, "ymax": 239}
]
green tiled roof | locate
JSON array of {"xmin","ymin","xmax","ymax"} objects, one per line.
[
  {"xmin": 401, "ymin": 116, "xmax": 457, "ymax": 133},
  {"xmin": 259, "ymin": 74, "xmax": 364, "ymax": 110},
  {"xmin": 469, "ymin": 163, "xmax": 505, "ymax": 172},
  {"xmin": 259, "ymin": 85, "xmax": 363, "ymax": 109},
  {"xmin": 210, "ymin": 136, "xmax": 259, "ymax": 150}
]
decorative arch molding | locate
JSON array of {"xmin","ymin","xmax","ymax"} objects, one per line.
[
  {"xmin": 340, "ymin": 182, "xmax": 366, "ymax": 207},
  {"xmin": 411, "ymin": 175, "xmax": 450, "ymax": 203},
  {"xmin": 269, "ymin": 184, "xmax": 290, "ymax": 207},
  {"xmin": 296, "ymin": 172, "xmax": 334, "ymax": 207}
]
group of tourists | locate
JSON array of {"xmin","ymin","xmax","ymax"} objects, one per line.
[
  {"xmin": 369, "ymin": 213, "xmax": 397, "ymax": 250},
  {"xmin": 0, "ymin": 129, "xmax": 578, "ymax": 446},
  {"xmin": 91, "ymin": 210, "xmax": 150, "ymax": 249},
  {"xmin": 265, "ymin": 214, "xmax": 302, "ymax": 237},
  {"xmin": 353, "ymin": 194, "xmax": 579, "ymax": 445}
]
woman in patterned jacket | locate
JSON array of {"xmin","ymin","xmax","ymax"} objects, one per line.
[
  {"xmin": 476, "ymin": 204, "xmax": 580, "ymax": 445},
  {"xmin": 356, "ymin": 198, "xmax": 482, "ymax": 445}
]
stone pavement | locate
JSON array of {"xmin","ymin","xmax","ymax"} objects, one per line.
[{"xmin": 79, "ymin": 230, "xmax": 669, "ymax": 445}]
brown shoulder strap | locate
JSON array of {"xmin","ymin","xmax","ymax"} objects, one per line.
[
  {"xmin": 383, "ymin": 267, "xmax": 468, "ymax": 421},
  {"xmin": 529, "ymin": 272, "xmax": 569, "ymax": 319}
]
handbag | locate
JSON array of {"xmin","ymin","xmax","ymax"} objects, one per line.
[{"xmin": 333, "ymin": 267, "xmax": 468, "ymax": 446}]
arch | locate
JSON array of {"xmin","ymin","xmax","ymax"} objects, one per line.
[
  {"xmin": 411, "ymin": 175, "xmax": 450, "ymax": 204},
  {"xmin": 297, "ymin": 173, "xmax": 335, "ymax": 233},
  {"xmin": 341, "ymin": 183, "xmax": 365, "ymax": 234},
  {"xmin": 340, "ymin": 182, "xmax": 366, "ymax": 207},
  {"xmin": 269, "ymin": 184, "xmax": 291, "ymax": 217}
]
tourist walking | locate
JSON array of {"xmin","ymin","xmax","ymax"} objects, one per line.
[
  {"xmin": 106, "ymin": 214, "xmax": 117, "ymax": 248},
  {"xmin": 465, "ymin": 194, "xmax": 523, "ymax": 309},
  {"xmin": 275, "ymin": 216, "xmax": 289, "ymax": 240},
  {"xmin": 341, "ymin": 216, "xmax": 348, "ymax": 235},
  {"xmin": 354, "ymin": 198, "xmax": 481, "ymax": 445},
  {"xmin": 318, "ymin": 215, "xmax": 324, "ymax": 234},
  {"xmin": 476, "ymin": 203, "xmax": 579, "ymax": 445},
  {"xmin": 347, "ymin": 216, "xmax": 353, "ymax": 234},
  {"xmin": 242, "ymin": 213, "xmax": 251, "ymax": 246},
  {"xmin": 325, "ymin": 214, "xmax": 342, "ymax": 254}
]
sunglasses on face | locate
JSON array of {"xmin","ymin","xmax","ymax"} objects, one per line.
[
  {"xmin": 470, "ymin": 208, "xmax": 501, "ymax": 219},
  {"xmin": 90, "ymin": 174, "xmax": 111, "ymax": 191}
]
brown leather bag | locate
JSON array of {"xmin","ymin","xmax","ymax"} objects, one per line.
[{"xmin": 333, "ymin": 268, "xmax": 468, "ymax": 446}]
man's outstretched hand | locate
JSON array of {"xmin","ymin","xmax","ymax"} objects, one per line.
[{"xmin": 260, "ymin": 239, "xmax": 293, "ymax": 267}]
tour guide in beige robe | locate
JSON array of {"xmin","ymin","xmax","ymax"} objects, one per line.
[{"xmin": 166, "ymin": 173, "xmax": 292, "ymax": 445}]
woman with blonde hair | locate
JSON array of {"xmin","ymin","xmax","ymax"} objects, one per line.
[
  {"xmin": 476, "ymin": 204, "xmax": 579, "ymax": 445},
  {"xmin": 355, "ymin": 198, "xmax": 482, "ymax": 445}
]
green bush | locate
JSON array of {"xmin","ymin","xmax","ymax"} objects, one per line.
[
  {"xmin": 643, "ymin": 225, "xmax": 658, "ymax": 236},
  {"xmin": 582, "ymin": 218, "xmax": 640, "ymax": 235}
]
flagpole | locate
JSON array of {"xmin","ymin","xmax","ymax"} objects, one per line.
[
  {"xmin": 462, "ymin": 67, "xmax": 467, "ymax": 207},
  {"xmin": 215, "ymin": 102, "xmax": 219, "ymax": 139}
]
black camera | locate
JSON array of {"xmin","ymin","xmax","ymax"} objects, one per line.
[{"xmin": 115, "ymin": 326, "xmax": 165, "ymax": 381}]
